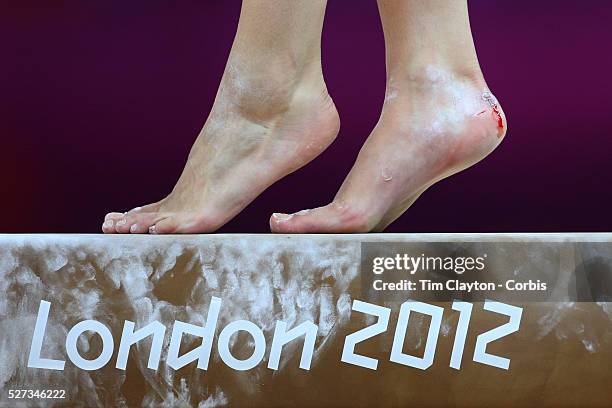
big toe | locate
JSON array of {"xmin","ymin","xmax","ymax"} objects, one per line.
[
  {"xmin": 270, "ymin": 202, "xmax": 375, "ymax": 233},
  {"xmin": 102, "ymin": 213, "xmax": 122, "ymax": 233}
]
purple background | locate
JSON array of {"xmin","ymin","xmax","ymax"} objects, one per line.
[{"xmin": 1, "ymin": 1, "xmax": 611, "ymax": 233}]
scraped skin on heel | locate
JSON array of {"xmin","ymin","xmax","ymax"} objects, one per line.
[{"xmin": 102, "ymin": 0, "xmax": 339, "ymax": 234}]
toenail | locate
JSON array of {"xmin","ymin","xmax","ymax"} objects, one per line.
[
  {"xmin": 116, "ymin": 219, "xmax": 127, "ymax": 227},
  {"xmin": 102, "ymin": 219, "xmax": 114, "ymax": 228},
  {"xmin": 272, "ymin": 213, "xmax": 293, "ymax": 222},
  {"xmin": 130, "ymin": 224, "xmax": 139, "ymax": 233},
  {"xmin": 149, "ymin": 225, "xmax": 157, "ymax": 235}
]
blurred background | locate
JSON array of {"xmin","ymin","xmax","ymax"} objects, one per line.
[{"xmin": 1, "ymin": 1, "xmax": 611, "ymax": 233}]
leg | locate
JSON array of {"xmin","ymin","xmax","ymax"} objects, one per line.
[
  {"xmin": 102, "ymin": 0, "xmax": 339, "ymax": 234},
  {"xmin": 271, "ymin": 0, "xmax": 506, "ymax": 233}
]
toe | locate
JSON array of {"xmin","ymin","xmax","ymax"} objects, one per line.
[
  {"xmin": 113, "ymin": 212, "xmax": 171, "ymax": 234},
  {"xmin": 113, "ymin": 216, "xmax": 131, "ymax": 233},
  {"xmin": 101, "ymin": 218, "xmax": 116, "ymax": 234},
  {"xmin": 148, "ymin": 218, "xmax": 177, "ymax": 234},
  {"xmin": 151, "ymin": 213, "xmax": 218, "ymax": 234},
  {"xmin": 129, "ymin": 220, "xmax": 153, "ymax": 234},
  {"xmin": 270, "ymin": 207, "xmax": 335, "ymax": 233},
  {"xmin": 270, "ymin": 202, "xmax": 375, "ymax": 233}
]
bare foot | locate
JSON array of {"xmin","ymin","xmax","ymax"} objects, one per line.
[
  {"xmin": 102, "ymin": 56, "xmax": 339, "ymax": 234},
  {"xmin": 270, "ymin": 66, "xmax": 506, "ymax": 233}
]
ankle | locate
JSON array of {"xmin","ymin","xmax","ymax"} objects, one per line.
[
  {"xmin": 389, "ymin": 63, "xmax": 485, "ymax": 91},
  {"xmin": 218, "ymin": 53, "xmax": 325, "ymax": 121}
]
